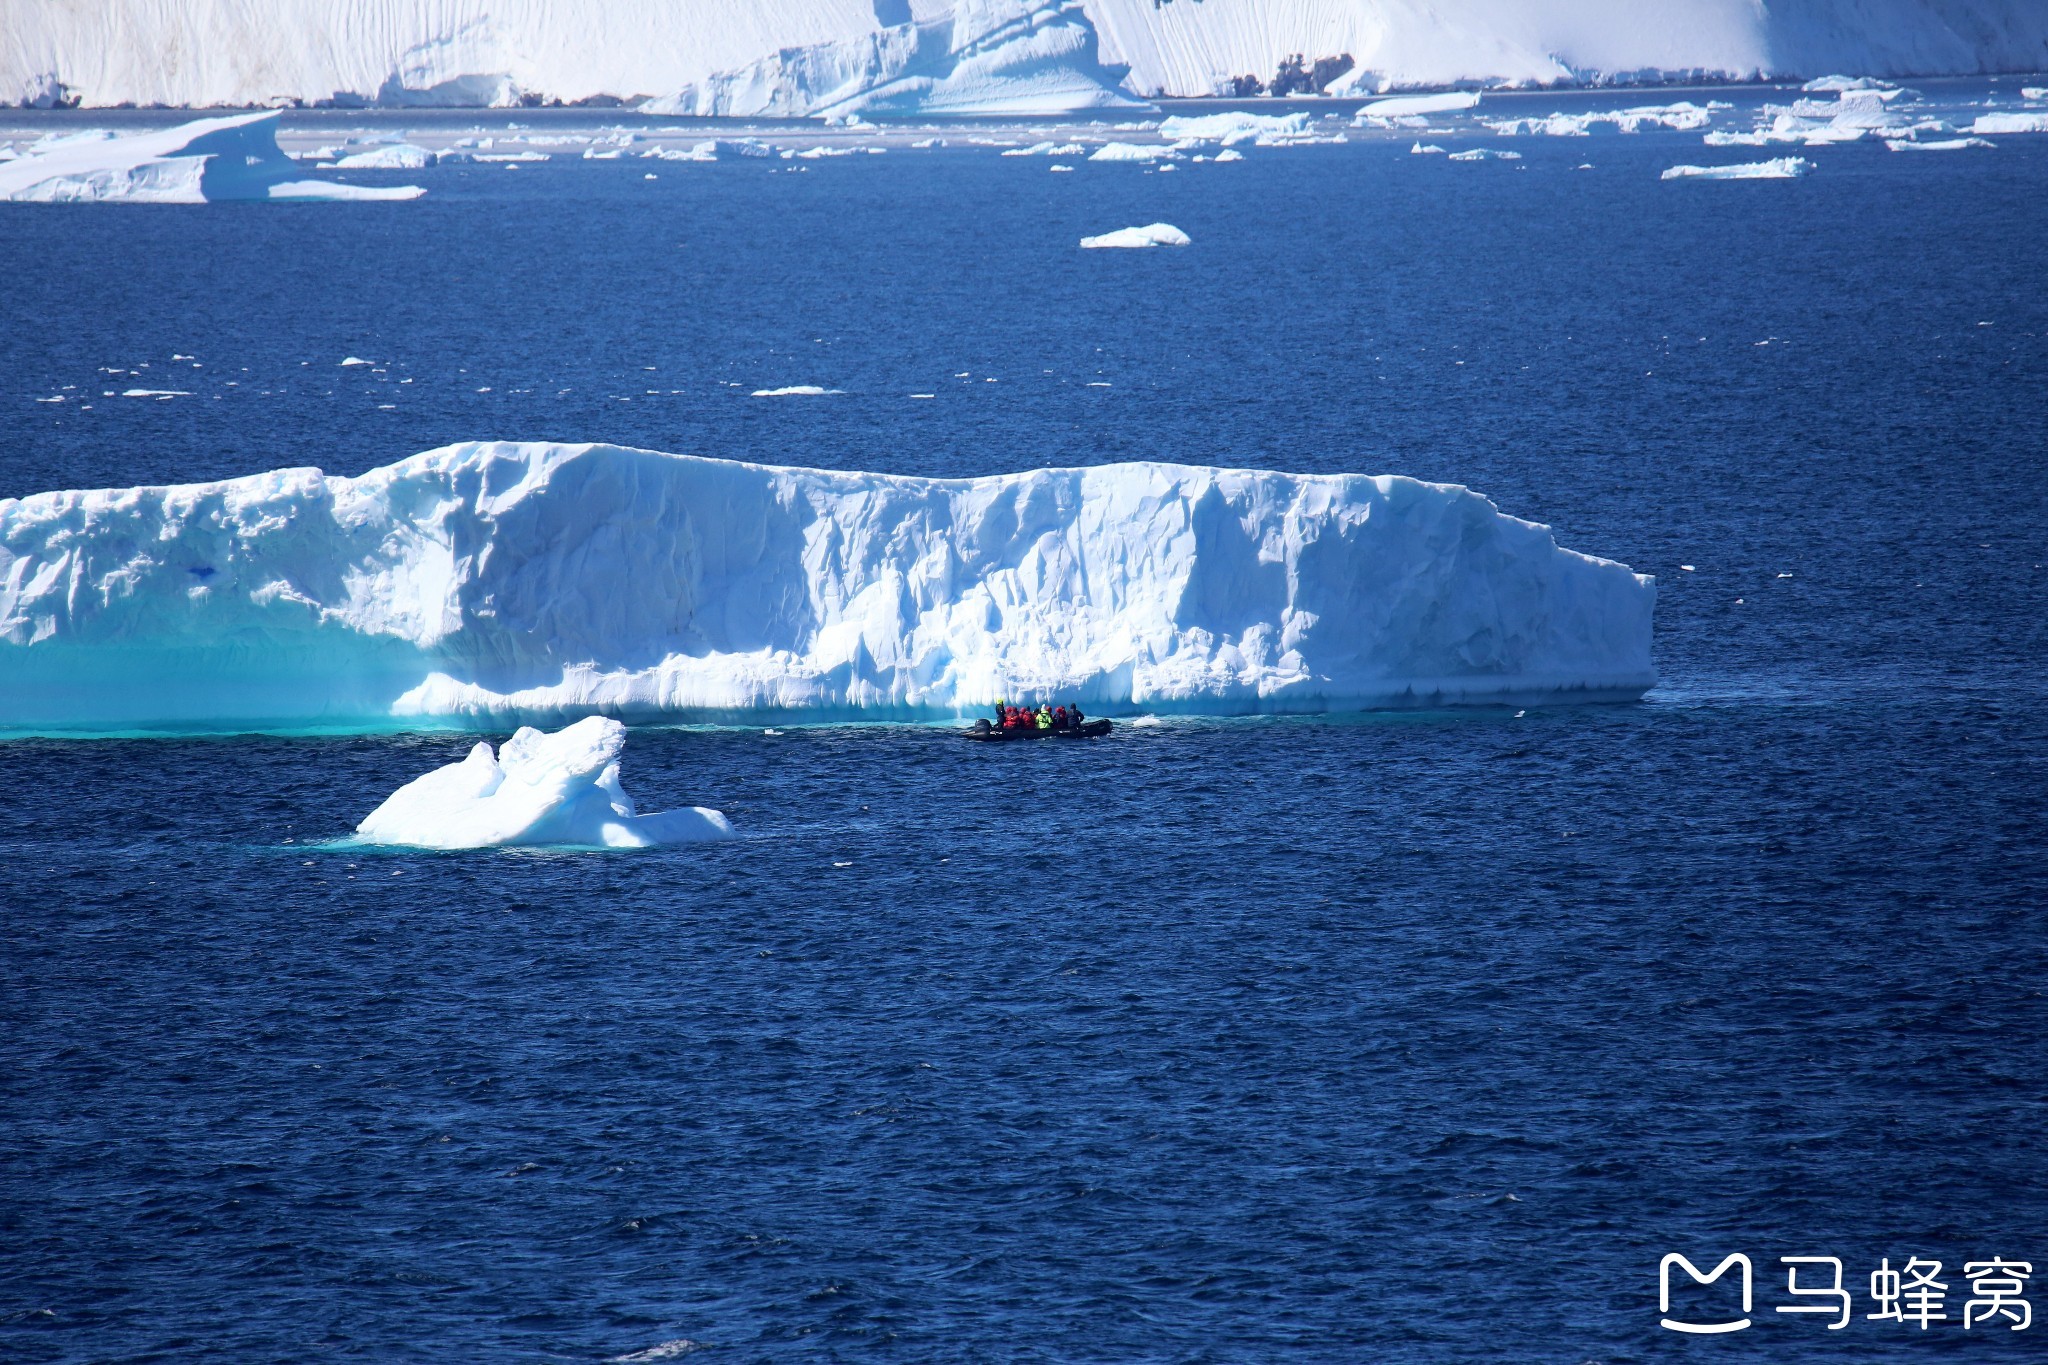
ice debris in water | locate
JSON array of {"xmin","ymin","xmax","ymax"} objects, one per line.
[
  {"xmin": 332, "ymin": 143, "xmax": 433, "ymax": 169},
  {"xmin": 1355, "ymin": 91, "xmax": 1481, "ymax": 121},
  {"xmin": 1447, "ymin": 147, "xmax": 1520, "ymax": 161},
  {"xmin": 1661, "ymin": 157, "xmax": 1811, "ymax": 180},
  {"xmin": 1079, "ymin": 222, "xmax": 1188, "ymax": 249},
  {"xmin": 1159, "ymin": 111, "xmax": 1311, "ymax": 144},
  {"xmin": 0, "ymin": 111, "xmax": 424, "ymax": 202},
  {"xmin": 353, "ymin": 716, "xmax": 732, "ymax": 850},
  {"xmin": 750, "ymin": 384, "xmax": 844, "ymax": 396}
]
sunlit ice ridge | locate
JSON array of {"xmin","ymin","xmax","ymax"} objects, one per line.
[{"xmin": 0, "ymin": 442, "xmax": 1655, "ymax": 736}]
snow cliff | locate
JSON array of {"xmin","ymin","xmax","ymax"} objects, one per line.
[
  {"xmin": 0, "ymin": 443, "xmax": 1656, "ymax": 733},
  {"xmin": 7, "ymin": 2, "xmax": 2046, "ymax": 109}
]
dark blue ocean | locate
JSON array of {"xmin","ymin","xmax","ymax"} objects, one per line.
[{"xmin": 3, "ymin": 88, "xmax": 2047, "ymax": 1361}]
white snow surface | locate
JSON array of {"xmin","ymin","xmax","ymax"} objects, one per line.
[
  {"xmin": 354, "ymin": 716, "xmax": 733, "ymax": 849},
  {"xmin": 0, "ymin": 110, "xmax": 424, "ymax": 202},
  {"xmin": 1078, "ymin": 221, "xmax": 1189, "ymax": 247},
  {"xmin": 0, "ymin": 442, "xmax": 1656, "ymax": 733},
  {"xmin": 10, "ymin": 2, "xmax": 2048, "ymax": 109}
]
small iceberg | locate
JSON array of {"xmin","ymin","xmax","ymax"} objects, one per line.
[
  {"xmin": 1159, "ymin": 111, "xmax": 1310, "ymax": 145},
  {"xmin": 331, "ymin": 144, "xmax": 433, "ymax": 170},
  {"xmin": 1970, "ymin": 112, "xmax": 2048, "ymax": 134},
  {"xmin": 1088, "ymin": 141, "xmax": 1180, "ymax": 163},
  {"xmin": 1447, "ymin": 147, "xmax": 1520, "ymax": 161},
  {"xmin": 750, "ymin": 385, "xmax": 844, "ymax": 396},
  {"xmin": 354, "ymin": 717, "xmax": 732, "ymax": 850},
  {"xmin": 1885, "ymin": 137, "xmax": 1993, "ymax": 151},
  {"xmin": 1661, "ymin": 157, "xmax": 1811, "ymax": 180},
  {"xmin": 0, "ymin": 111, "xmax": 425, "ymax": 202},
  {"xmin": 1079, "ymin": 222, "xmax": 1189, "ymax": 249}
]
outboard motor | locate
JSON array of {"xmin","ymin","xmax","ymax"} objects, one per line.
[{"xmin": 972, "ymin": 718, "xmax": 991, "ymax": 734}]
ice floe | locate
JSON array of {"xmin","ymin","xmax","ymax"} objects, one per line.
[
  {"xmin": 0, "ymin": 442, "xmax": 1657, "ymax": 733},
  {"xmin": 1088, "ymin": 141, "xmax": 1180, "ymax": 162},
  {"xmin": 1885, "ymin": 136, "xmax": 1993, "ymax": 151},
  {"xmin": 750, "ymin": 385, "xmax": 843, "ymax": 396},
  {"xmin": 1661, "ymin": 157, "xmax": 1811, "ymax": 180},
  {"xmin": 353, "ymin": 716, "xmax": 732, "ymax": 850},
  {"xmin": 1079, "ymin": 222, "xmax": 1189, "ymax": 248},
  {"xmin": 332, "ymin": 143, "xmax": 433, "ymax": 169},
  {"xmin": 0, "ymin": 111, "xmax": 424, "ymax": 203},
  {"xmin": 1447, "ymin": 147, "xmax": 1520, "ymax": 161},
  {"xmin": 1159, "ymin": 111, "xmax": 1311, "ymax": 144},
  {"xmin": 1354, "ymin": 91, "xmax": 1480, "ymax": 121},
  {"xmin": 1486, "ymin": 102, "xmax": 1718, "ymax": 137},
  {"xmin": 1970, "ymin": 112, "xmax": 2048, "ymax": 134}
]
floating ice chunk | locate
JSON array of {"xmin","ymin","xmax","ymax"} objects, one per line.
[
  {"xmin": 1088, "ymin": 141, "xmax": 1180, "ymax": 162},
  {"xmin": 1079, "ymin": 222, "xmax": 1189, "ymax": 248},
  {"xmin": 340, "ymin": 357, "xmax": 371, "ymax": 367},
  {"xmin": 469, "ymin": 150, "xmax": 549, "ymax": 162},
  {"xmin": 0, "ymin": 443, "xmax": 1657, "ymax": 733},
  {"xmin": 1356, "ymin": 91, "xmax": 1481, "ymax": 121},
  {"xmin": 2025, "ymin": 88, "xmax": 2048, "ymax": 101},
  {"xmin": 1802, "ymin": 75, "xmax": 1896, "ymax": 92},
  {"xmin": 1410, "ymin": 142, "xmax": 1449, "ymax": 154},
  {"xmin": 1447, "ymin": 147, "xmax": 1520, "ymax": 160},
  {"xmin": 1488, "ymin": 102, "xmax": 1714, "ymax": 137},
  {"xmin": 353, "ymin": 717, "xmax": 733, "ymax": 850},
  {"xmin": 120, "ymin": 388, "xmax": 190, "ymax": 398},
  {"xmin": 331, "ymin": 143, "xmax": 433, "ymax": 169},
  {"xmin": 1885, "ymin": 136, "xmax": 1993, "ymax": 150},
  {"xmin": 1970, "ymin": 112, "xmax": 2048, "ymax": 133},
  {"xmin": 1212, "ymin": 148, "xmax": 1243, "ymax": 162},
  {"xmin": 269, "ymin": 180, "xmax": 427, "ymax": 201},
  {"xmin": 1001, "ymin": 140, "xmax": 1086, "ymax": 156},
  {"xmin": 751, "ymin": 385, "xmax": 843, "ymax": 396},
  {"xmin": 1160, "ymin": 111, "xmax": 1310, "ymax": 144},
  {"xmin": 1661, "ymin": 157, "xmax": 1811, "ymax": 179},
  {"xmin": 1049, "ymin": 163, "xmax": 1075, "ymax": 171}
]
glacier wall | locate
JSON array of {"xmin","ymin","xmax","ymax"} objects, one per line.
[
  {"xmin": 0, "ymin": 443, "xmax": 1656, "ymax": 734},
  {"xmin": 7, "ymin": 2, "xmax": 2047, "ymax": 109}
]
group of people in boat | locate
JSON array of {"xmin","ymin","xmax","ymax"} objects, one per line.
[{"xmin": 994, "ymin": 699, "xmax": 1087, "ymax": 732}]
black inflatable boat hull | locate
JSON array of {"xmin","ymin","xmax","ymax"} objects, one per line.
[{"xmin": 963, "ymin": 719, "xmax": 1113, "ymax": 741}]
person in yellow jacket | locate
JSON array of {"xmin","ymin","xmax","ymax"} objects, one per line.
[{"xmin": 1035, "ymin": 704, "xmax": 1053, "ymax": 730}]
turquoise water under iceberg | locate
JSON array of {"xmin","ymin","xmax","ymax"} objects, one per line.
[{"xmin": 2, "ymin": 88, "xmax": 2045, "ymax": 1360}]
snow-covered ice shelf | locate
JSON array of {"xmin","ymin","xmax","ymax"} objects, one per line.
[
  {"xmin": 354, "ymin": 716, "xmax": 732, "ymax": 849},
  {"xmin": 0, "ymin": 443, "xmax": 1657, "ymax": 734}
]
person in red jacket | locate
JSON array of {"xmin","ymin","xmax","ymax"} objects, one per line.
[{"xmin": 1052, "ymin": 705, "xmax": 1069, "ymax": 731}]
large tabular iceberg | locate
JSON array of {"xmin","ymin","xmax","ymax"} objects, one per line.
[
  {"xmin": 354, "ymin": 716, "xmax": 732, "ymax": 849},
  {"xmin": 0, "ymin": 111, "xmax": 423, "ymax": 203},
  {"xmin": 0, "ymin": 443, "xmax": 1655, "ymax": 733}
]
